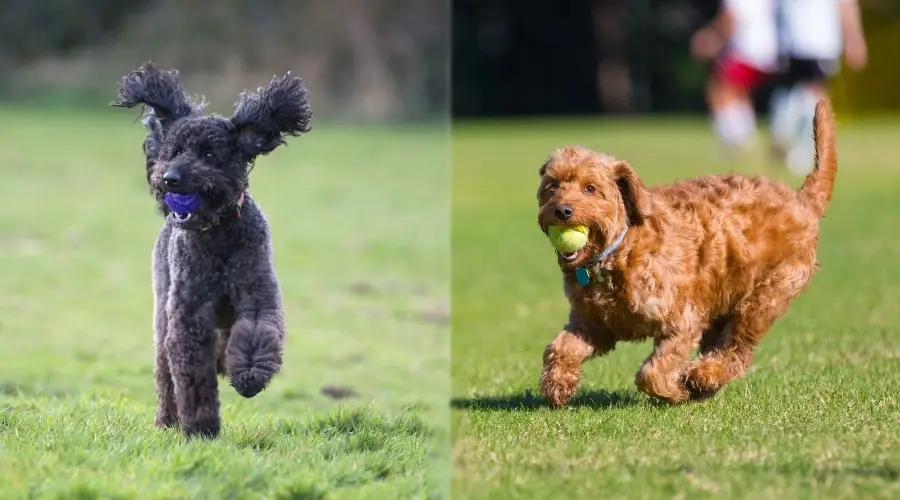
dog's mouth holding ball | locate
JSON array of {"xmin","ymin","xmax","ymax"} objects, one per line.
[
  {"xmin": 546, "ymin": 224, "xmax": 591, "ymax": 265},
  {"xmin": 165, "ymin": 192, "xmax": 203, "ymax": 225},
  {"xmin": 557, "ymin": 248, "xmax": 583, "ymax": 262}
]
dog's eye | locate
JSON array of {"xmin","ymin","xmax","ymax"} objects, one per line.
[
  {"xmin": 584, "ymin": 185, "xmax": 596, "ymax": 194},
  {"xmin": 544, "ymin": 182, "xmax": 558, "ymax": 193},
  {"xmin": 204, "ymin": 152, "xmax": 215, "ymax": 159}
]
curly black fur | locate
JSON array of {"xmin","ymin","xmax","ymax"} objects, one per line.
[
  {"xmin": 111, "ymin": 61, "xmax": 312, "ymax": 439},
  {"xmin": 232, "ymin": 72, "xmax": 313, "ymax": 159},
  {"xmin": 112, "ymin": 62, "xmax": 203, "ymax": 128}
]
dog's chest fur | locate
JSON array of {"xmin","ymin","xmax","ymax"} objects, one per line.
[
  {"xmin": 563, "ymin": 269, "xmax": 664, "ymax": 341},
  {"xmin": 167, "ymin": 231, "xmax": 226, "ymax": 289},
  {"xmin": 561, "ymin": 239, "xmax": 705, "ymax": 342},
  {"xmin": 156, "ymin": 200, "xmax": 272, "ymax": 332}
]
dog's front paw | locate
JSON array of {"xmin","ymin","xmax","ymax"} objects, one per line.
[
  {"xmin": 541, "ymin": 384, "xmax": 576, "ymax": 409},
  {"xmin": 683, "ymin": 356, "xmax": 731, "ymax": 400},
  {"xmin": 635, "ymin": 365, "xmax": 691, "ymax": 404},
  {"xmin": 684, "ymin": 352, "xmax": 754, "ymax": 401},
  {"xmin": 540, "ymin": 367, "xmax": 580, "ymax": 408},
  {"xmin": 226, "ymin": 319, "xmax": 283, "ymax": 398},
  {"xmin": 230, "ymin": 370, "xmax": 270, "ymax": 398}
]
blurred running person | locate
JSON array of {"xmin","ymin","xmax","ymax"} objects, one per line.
[
  {"xmin": 770, "ymin": 0, "xmax": 868, "ymax": 174},
  {"xmin": 691, "ymin": 0, "xmax": 779, "ymax": 157}
]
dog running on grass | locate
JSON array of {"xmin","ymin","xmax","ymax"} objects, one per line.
[
  {"xmin": 536, "ymin": 99, "xmax": 836, "ymax": 406},
  {"xmin": 111, "ymin": 61, "xmax": 312, "ymax": 438}
]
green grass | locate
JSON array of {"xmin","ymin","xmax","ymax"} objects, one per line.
[
  {"xmin": 0, "ymin": 106, "xmax": 449, "ymax": 499},
  {"xmin": 451, "ymin": 117, "xmax": 900, "ymax": 499}
]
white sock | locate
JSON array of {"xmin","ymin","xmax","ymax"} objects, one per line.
[
  {"xmin": 786, "ymin": 86, "xmax": 822, "ymax": 175},
  {"xmin": 713, "ymin": 103, "xmax": 756, "ymax": 149},
  {"xmin": 739, "ymin": 103, "xmax": 757, "ymax": 141},
  {"xmin": 769, "ymin": 87, "xmax": 796, "ymax": 149}
]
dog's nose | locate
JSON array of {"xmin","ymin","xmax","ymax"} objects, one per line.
[
  {"xmin": 555, "ymin": 204, "xmax": 574, "ymax": 221},
  {"xmin": 163, "ymin": 170, "xmax": 181, "ymax": 189}
]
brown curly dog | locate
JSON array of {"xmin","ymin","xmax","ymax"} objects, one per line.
[{"xmin": 536, "ymin": 99, "xmax": 837, "ymax": 406}]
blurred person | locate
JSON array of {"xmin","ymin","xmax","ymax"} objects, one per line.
[
  {"xmin": 769, "ymin": 0, "xmax": 868, "ymax": 174},
  {"xmin": 691, "ymin": 0, "xmax": 779, "ymax": 158}
]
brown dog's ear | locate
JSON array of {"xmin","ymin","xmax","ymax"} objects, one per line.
[
  {"xmin": 538, "ymin": 159, "xmax": 549, "ymax": 177},
  {"xmin": 613, "ymin": 161, "xmax": 652, "ymax": 225}
]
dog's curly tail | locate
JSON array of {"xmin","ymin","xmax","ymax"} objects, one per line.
[{"xmin": 798, "ymin": 98, "xmax": 837, "ymax": 218}]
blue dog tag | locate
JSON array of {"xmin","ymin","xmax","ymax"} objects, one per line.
[{"xmin": 575, "ymin": 267, "xmax": 591, "ymax": 286}]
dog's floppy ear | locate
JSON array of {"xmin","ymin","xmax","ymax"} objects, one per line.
[
  {"xmin": 613, "ymin": 161, "xmax": 652, "ymax": 225},
  {"xmin": 230, "ymin": 72, "xmax": 312, "ymax": 159},
  {"xmin": 141, "ymin": 114, "xmax": 163, "ymax": 158},
  {"xmin": 141, "ymin": 114, "xmax": 164, "ymax": 182},
  {"xmin": 110, "ymin": 61, "xmax": 200, "ymax": 130},
  {"xmin": 538, "ymin": 159, "xmax": 550, "ymax": 177}
]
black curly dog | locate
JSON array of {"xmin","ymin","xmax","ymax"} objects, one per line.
[{"xmin": 111, "ymin": 61, "xmax": 312, "ymax": 438}]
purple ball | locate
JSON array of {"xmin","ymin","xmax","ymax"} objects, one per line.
[{"xmin": 165, "ymin": 192, "xmax": 202, "ymax": 214}]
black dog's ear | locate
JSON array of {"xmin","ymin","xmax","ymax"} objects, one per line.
[
  {"xmin": 230, "ymin": 72, "xmax": 312, "ymax": 158},
  {"xmin": 110, "ymin": 61, "xmax": 201, "ymax": 129},
  {"xmin": 140, "ymin": 114, "xmax": 165, "ymax": 186},
  {"xmin": 141, "ymin": 114, "xmax": 163, "ymax": 159}
]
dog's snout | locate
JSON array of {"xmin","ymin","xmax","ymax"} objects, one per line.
[
  {"xmin": 555, "ymin": 204, "xmax": 574, "ymax": 221},
  {"xmin": 163, "ymin": 170, "xmax": 182, "ymax": 189}
]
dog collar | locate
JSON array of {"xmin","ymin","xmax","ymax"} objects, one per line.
[
  {"xmin": 235, "ymin": 191, "xmax": 245, "ymax": 217},
  {"xmin": 574, "ymin": 224, "xmax": 629, "ymax": 286},
  {"xmin": 195, "ymin": 191, "xmax": 247, "ymax": 232}
]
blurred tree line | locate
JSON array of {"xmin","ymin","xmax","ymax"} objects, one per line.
[
  {"xmin": 453, "ymin": 0, "xmax": 718, "ymax": 117},
  {"xmin": 832, "ymin": 0, "xmax": 900, "ymax": 116},
  {"xmin": 453, "ymin": 0, "xmax": 900, "ymax": 118},
  {"xmin": 2, "ymin": 0, "xmax": 897, "ymax": 120},
  {"xmin": 0, "ymin": 0, "xmax": 448, "ymax": 121}
]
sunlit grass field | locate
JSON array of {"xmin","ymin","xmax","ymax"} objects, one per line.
[
  {"xmin": 0, "ymin": 106, "xmax": 449, "ymax": 499},
  {"xmin": 452, "ymin": 116, "xmax": 900, "ymax": 499}
]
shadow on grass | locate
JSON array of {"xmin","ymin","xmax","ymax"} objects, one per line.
[{"xmin": 451, "ymin": 389, "xmax": 641, "ymax": 411}]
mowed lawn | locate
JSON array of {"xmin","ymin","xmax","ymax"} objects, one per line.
[
  {"xmin": 452, "ymin": 117, "xmax": 900, "ymax": 499},
  {"xmin": 0, "ymin": 106, "xmax": 449, "ymax": 499}
]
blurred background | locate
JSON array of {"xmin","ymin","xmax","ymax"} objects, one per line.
[
  {"xmin": 0, "ymin": 1, "xmax": 450, "ymax": 498},
  {"xmin": 0, "ymin": 0, "xmax": 447, "ymax": 121},
  {"xmin": 453, "ymin": 0, "xmax": 900, "ymax": 117}
]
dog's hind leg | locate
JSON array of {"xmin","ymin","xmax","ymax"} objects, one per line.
[
  {"xmin": 698, "ymin": 315, "xmax": 731, "ymax": 356},
  {"xmin": 541, "ymin": 326, "xmax": 615, "ymax": 408},
  {"xmin": 151, "ymin": 230, "xmax": 178, "ymax": 429},
  {"xmin": 684, "ymin": 314, "xmax": 772, "ymax": 398},
  {"xmin": 166, "ymin": 297, "xmax": 222, "ymax": 439},
  {"xmin": 153, "ymin": 300, "xmax": 178, "ymax": 429},
  {"xmin": 685, "ymin": 266, "xmax": 813, "ymax": 397}
]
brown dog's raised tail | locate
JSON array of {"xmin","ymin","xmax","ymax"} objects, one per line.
[{"xmin": 798, "ymin": 98, "xmax": 837, "ymax": 218}]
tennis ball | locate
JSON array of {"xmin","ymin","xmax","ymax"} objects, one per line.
[{"xmin": 547, "ymin": 225, "xmax": 589, "ymax": 253}]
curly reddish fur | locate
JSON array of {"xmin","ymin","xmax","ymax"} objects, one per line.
[{"xmin": 537, "ymin": 99, "xmax": 837, "ymax": 406}]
